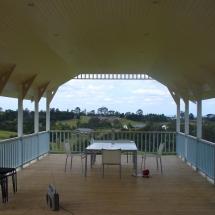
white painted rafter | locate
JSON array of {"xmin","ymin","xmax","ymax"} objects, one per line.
[
  {"xmin": 46, "ymin": 87, "xmax": 58, "ymax": 104},
  {"xmin": 38, "ymin": 82, "xmax": 50, "ymax": 102},
  {"xmin": 183, "ymin": 76, "xmax": 201, "ymax": 101},
  {"xmin": 21, "ymin": 75, "xmax": 37, "ymax": 100},
  {"xmin": 167, "ymin": 87, "xmax": 180, "ymax": 105},
  {"xmin": 174, "ymin": 82, "xmax": 189, "ymax": 103},
  {"xmin": 198, "ymin": 66, "xmax": 215, "ymax": 97},
  {"xmin": 0, "ymin": 65, "xmax": 16, "ymax": 94}
]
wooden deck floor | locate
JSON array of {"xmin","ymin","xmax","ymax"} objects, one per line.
[{"xmin": 1, "ymin": 154, "xmax": 215, "ymax": 215}]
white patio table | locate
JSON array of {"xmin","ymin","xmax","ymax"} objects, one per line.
[{"xmin": 84, "ymin": 140, "xmax": 138, "ymax": 177}]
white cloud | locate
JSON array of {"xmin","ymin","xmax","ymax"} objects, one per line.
[
  {"xmin": 132, "ymin": 89, "xmax": 168, "ymax": 95},
  {"xmin": 1, "ymin": 79, "xmax": 215, "ymax": 115}
]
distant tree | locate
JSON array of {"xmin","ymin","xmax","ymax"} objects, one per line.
[
  {"xmin": 189, "ymin": 113, "xmax": 194, "ymax": 120},
  {"xmin": 80, "ymin": 110, "xmax": 86, "ymax": 116},
  {"xmin": 127, "ymin": 123, "xmax": 133, "ymax": 129},
  {"xmin": 108, "ymin": 110, "xmax": 115, "ymax": 116},
  {"xmin": 74, "ymin": 107, "xmax": 81, "ymax": 114},
  {"xmin": 100, "ymin": 120, "xmax": 112, "ymax": 128},
  {"xmin": 88, "ymin": 116, "xmax": 101, "ymax": 129},
  {"xmin": 205, "ymin": 114, "xmax": 215, "ymax": 122},
  {"xmin": 87, "ymin": 110, "xmax": 95, "ymax": 116},
  {"xmin": 50, "ymin": 108, "xmax": 55, "ymax": 113},
  {"xmin": 119, "ymin": 113, "xmax": 124, "ymax": 118},
  {"xmin": 97, "ymin": 106, "xmax": 108, "ymax": 116},
  {"xmin": 23, "ymin": 108, "xmax": 30, "ymax": 119},
  {"xmin": 115, "ymin": 111, "xmax": 120, "ymax": 117},
  {"xmin": 112, "ymin": 119, "xmax": 121, "ymax": 127},
  {"xmin": 136, "ymin": 109, "xmax": 143, "ymax": 115},
  {"xmin": 180, "ymin": 111, "xmax": 185, "ymax": 120}
]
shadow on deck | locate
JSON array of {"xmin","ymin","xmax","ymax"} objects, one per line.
[{"xmin": 1, "ymin": 154, "xmax": 215, "ymax": 215}]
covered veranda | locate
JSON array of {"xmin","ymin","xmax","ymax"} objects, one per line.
[{"xmin": 1, "ymin": 0, "xmax": 215, "ymax": 213}]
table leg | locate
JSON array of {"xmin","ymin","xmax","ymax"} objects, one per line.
[
  {"xmin": 90, "ymin": 151, "xmax": 93, "ymax": 168},
  {"xmin": 85, "ymin": 151, "xmax": 87, "ymax": 177},
  {"xmin": 135, "ymin": 150, "xmax": 137, "ymax": 177}
]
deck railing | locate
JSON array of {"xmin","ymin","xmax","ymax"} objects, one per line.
[
  {"xmin": 2, "ymin": 130, "xmax": 215, "ymax": 183},
  {"xmin": 0, "ymin": 131, "xmax": 49, "ymax": 169},
  {"xmin": 176, "ymin": 132, "xmax": 215, "ymax": 183},
  {"xmin": 49, "ymin": 130, "xmax": 176, "ymax": 154}
]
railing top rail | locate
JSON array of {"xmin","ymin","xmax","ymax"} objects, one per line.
[
  {"xmin": 50, "ymin": 130, "xmax": 176, "ymax": 134},
  {"xmin": 178, "ymin": 132, "xmax": 215, "ymax": 146},
  {"xmin": 0, "ymin": 131, "xmax": 49, "ymax": 143},
  {"xmin": 198, "ymin": 138, "xmax": 215, "ymax": 146}
]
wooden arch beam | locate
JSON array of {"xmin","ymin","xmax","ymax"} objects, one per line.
[
  {"xmin": 198, "ymin": 66, "xmax": 215, "ymax": 97},
  {"xmin": 174, "ymin": 82, "xmax": 189, "ymax": 103},
  {"xmin": 183, "ymin": 75, "xmax": 201, "ymax": 101},
  {"xmin": 21, "ymin": 75, "xmax": 37, "ymax": 100},
  {"xmin": 47, "ymin": 87, "xmax": 58, "ymax": 104},
  {"xmin": 0, "ymin": 65, "xmax": 16, "ymax": 94},
  {"xmin": 167, "ymin": 87, "xmax": 180, "ymax": 105},
  {"xmin": 38, "ymin": 82, "xmax": 50, "ymax": 102}
]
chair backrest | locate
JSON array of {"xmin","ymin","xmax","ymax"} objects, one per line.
[
  {"xmin": 89, "ymin": 138, "xmax": 94, "ymax": 145},
  {"xmin": 157, "ymin": 143, "xmax": 164, "ymax": 156},
  {"xmin": 102, "ymin": 149, "xmax": 121, "ymax": 165},
  {"xmin": 64, "ymin": 142, "xmax": 72, "ymax": 155}
]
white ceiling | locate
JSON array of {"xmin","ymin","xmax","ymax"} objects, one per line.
[{"xmin": 1, "ymin": 0, "xmax": 215, "ymax": 101}]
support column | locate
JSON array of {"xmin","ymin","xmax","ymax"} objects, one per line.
[
  {"xmin": 45, "ymin": 88, "xmax": 58, "ymax": 131},
  {"xmin": 176, "ymin": 96, "xmax": 180, "ymax": 132},
  {"xmin": 34, "ymin": 89, "xmax": 39, "ymax": 133},
  {"xmin": 184, "ymin": 100, "xmax": 189, "ymax": 135},
  {"xmin": 184, "ymin": 100, "xmax": 189, "ymax": 161},
  {"xmin": 183, "ymin": 76, "xmax": 202, "ymax": 138},
  {"xmin": 46, "ymin": 94, "xmax": 50, "ymax": 131},
  {"xmin": 18, "ymin": 85, "xmax": 23, "ymax": 137},
  {"xmin": 167, "ymin": 88, "xmax": 180, "ymax": 132},
  {"xmin": 197, "ymin": 99, "xmax": 202, "ymax": 139}
]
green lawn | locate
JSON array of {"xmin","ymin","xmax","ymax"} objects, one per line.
[{"xmin": 0, "ymin": 131, "xmax": 17, "ymax": 140}]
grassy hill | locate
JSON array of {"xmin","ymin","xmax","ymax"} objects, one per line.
[
  {"xmin": 0, "ymin": 131, "xmax": 17, "ymax": 140},
  {"xmin": 56, "ymin": 116, "xmax": 145, "ymax": 128}
]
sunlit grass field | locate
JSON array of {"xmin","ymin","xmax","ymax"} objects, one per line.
[{"xmin": 0, "ymin": 130, "xmax": 17, "ymax": 140}]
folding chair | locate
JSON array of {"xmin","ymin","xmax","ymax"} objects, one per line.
[{"xmin": 0, "ymin": 168, "xmax": 17, "ymax": 193}]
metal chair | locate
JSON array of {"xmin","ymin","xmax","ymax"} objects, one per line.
[
  {"xmin": 141, "ymin": 143, "xmax": 164, "ymax": 173},
  {"xmin": 99, "ymin": 149, "xmax": 123, "ymax": 182},
  {"xmin": 89, "ymin": 138, "xmax": 96, "ymax": 164},
  {"xmin": 64, "ymin": 142, "xmax": 85, "ymax": 172},
  {"xmin": 0, "ymin": 175, "xmax": 8, "ymax": 203},
  {"xmin": 0, "ymin": 168, "xmax": 17, "ymax": 193}
]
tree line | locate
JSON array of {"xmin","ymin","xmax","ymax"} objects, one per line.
[{"xmin": 1, "ymin": 106, "xmax": 215, "ymax": 143}]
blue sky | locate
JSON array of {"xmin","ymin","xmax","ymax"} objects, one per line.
[{"xmin": 1, "ymin": 79, "xmax": 215, "ymax": 116}]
